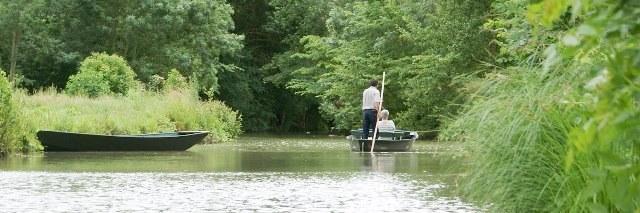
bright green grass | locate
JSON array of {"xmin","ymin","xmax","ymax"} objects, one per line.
[
  {"xmin": 16, "ymin": 88, "xmax": 242, "ymax": 145},
  {"xmin": 442, "ymin": 68, "xmax": 590, "ymax": 212}
]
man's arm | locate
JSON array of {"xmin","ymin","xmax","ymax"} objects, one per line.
[
  {"xmin": 373, "ymin": 89, "xmax": 382, "ymax": 119},
  {"xmin": 375, "ymin": 90, "xmax": 382, "ymax": 111}
]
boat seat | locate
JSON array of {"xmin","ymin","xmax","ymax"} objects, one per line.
[
  {"xmin": 378, "ymin": 131, "xmax": 398, "ymax": 140},
  {"xmin": 351, "ymin": 129, "xmax": 410, "ymax": 140}
]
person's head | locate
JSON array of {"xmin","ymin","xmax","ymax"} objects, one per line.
[
  {"xmin": 369, "ymin": 79, "xmax": 378, "ymax": 87},
  {"xmin": 380, "ymin": 109, "xmax": 390, "ymax": 120}
]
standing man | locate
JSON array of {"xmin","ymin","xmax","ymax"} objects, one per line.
[{"xmin": 362, "ymin": 79, "xmax": 381, "ymax": 139}]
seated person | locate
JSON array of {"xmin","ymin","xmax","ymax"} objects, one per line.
[{"xmin": 377, "ymin": 109, "xmax": 396, "ymax": 132}]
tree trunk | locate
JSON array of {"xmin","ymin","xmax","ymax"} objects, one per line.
[
  {"xmin": 279, "ymin": 112, "xmax": 286, "ymax": 130},
  {"xmin": 9, "ymin": 31, "xmax": 19, "ymax": 84}
]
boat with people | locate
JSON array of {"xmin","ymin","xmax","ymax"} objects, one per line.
[
  {"xmin": 347, "ymin": 129, "xmax": 418, "ymax": 152},
  {"xmin": 37, "ymin": 130, "xmax": 208, "ymax": 151}
]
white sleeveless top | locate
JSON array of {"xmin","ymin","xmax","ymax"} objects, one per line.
[{"xmin": 377, "ymin": 120, "xmax": 396, "ymax": 132}]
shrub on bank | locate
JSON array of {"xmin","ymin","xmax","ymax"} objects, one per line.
[
  {"xmin": 0, "ymin": 70, "xmax": 19, "ymax": 156},
  {"xmin": 443, "ymin": 68, "xmax": 588, "ymax": 212},
  {"xmin": 0, "ymin": 70, "xmax": 41, "ymax": 156},
  {"xmin": 165, "ymin": 69, "xmax": 189, "ymax": 92},
  {"xmin": 20, "ymin": 88, "xmax": 242, "ymax": 143},
  {"xmin": 66, "ymin": 53, "xmax": 137, "ymax": 97}
]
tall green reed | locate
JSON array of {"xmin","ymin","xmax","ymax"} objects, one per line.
[
  {"xmin": 442, "ymin": 67, "xmax": 589, "ymax": 212},
  {"xmin": 445, "ymin": 0, "xmax": 639, "ymax": 211}
]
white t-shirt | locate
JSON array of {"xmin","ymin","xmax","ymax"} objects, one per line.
[
  {"xmin": 362, "ymin": 86, "xmax": 381, "ymax": 110},
  {"xmin": 377, "ymin": 120, "xmax": 396, "ymax": 132}
]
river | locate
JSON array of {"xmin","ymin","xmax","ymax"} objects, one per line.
[{"xmin": 0, "ymin": 134, "xmax": 477, "ymax": 212}]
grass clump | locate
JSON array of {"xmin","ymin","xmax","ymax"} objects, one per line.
[
  {"xmin": 443, "ymin": 68, "xmax": 588, "ymax": 212},
  {"xmin": 20, "ymin": 88, "xmax": 242, "ymax": 143}
]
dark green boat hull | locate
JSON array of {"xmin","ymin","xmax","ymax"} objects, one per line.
[
  {"xmin": 348, "ymin": 129, "xmax": 418, "ymax": 152},
  {"xmin": 349, "ymin": 138, "xmax": 415, "ymax": 152},
  {"xmin": 37, "ymin": 130, "xmax": 208, "ymax": 152}
]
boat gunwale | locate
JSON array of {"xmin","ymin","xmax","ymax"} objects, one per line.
[{"xmin": 37, "ymin": 130, "xmax": 210, "ymax": 138}]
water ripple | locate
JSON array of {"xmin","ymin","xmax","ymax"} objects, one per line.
[{"xmin": 0, "ymin": 171, "xmax": 477, "ymax": 212}]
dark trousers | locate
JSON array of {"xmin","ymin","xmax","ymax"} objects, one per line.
[{"xmin": 362, "ymin": 109, "xmax": 377, "ymax": 139}]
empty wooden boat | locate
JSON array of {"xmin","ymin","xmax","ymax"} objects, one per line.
[{"xmin": 37, "ymin": 130, "xmax": 208, "ymax": 151}]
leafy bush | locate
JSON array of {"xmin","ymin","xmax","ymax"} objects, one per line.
[
  {"xmin": 165, "ymin": 69, "xmax": 189, "ymax": 91},
  {"xmin": 148, "ymin": 74, "xmax": 165, "ymax": 92},
  {"xmin": 65, "ymin": 53, "xmax": 137, "ymax": 97},
  {"xmin": 65, "ymin": 70, "xmax": 111, "ymax": 97},
  {"xmin": 0, "ymin": 70, "xmax": 19, "ymax": 156},
  {"xmin": 553, "ymin": 1, "xmax": 640, "ymax": 211},
  {"xmin": 0, "ymin": 70, "xmax": 41, "ymax": 157}
]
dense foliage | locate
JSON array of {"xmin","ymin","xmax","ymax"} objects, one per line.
[
  {"xmin": 0, "ymin": 70, "xmax": 41, "ymax": 156},
  {"xmin": 217, "ymin": 0, "xmax": 332, "ymax": 132},
  {"xmin": 444, "ymin": 0, "xmax": 639, "ymax": 212},
  {"xmin": 0, "ymin": 0, "xmax": 491, "ymax": 132},
  {"xmin": 0, "ymin": 70, "xmax": 18, "ymax": 156},
  {"xmin": 559, "ymin": 0, "xmax": 640, "ymax": 211},
  {"xmin": 0, "ymin": 0, "xmax": 242, "ymax": 94},
  {"xmin": 65, "ymin": 53, "xmax": 137, "ymax": 97},
  {"xmin": 165, "ymin": 69, "xmax": 190, "ymax": 92},
  {"xmin": 278, "ymin": 0, "xmax": 491, "ymax": 130}
]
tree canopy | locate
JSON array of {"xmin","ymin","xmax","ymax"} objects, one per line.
[{"xmin": 0, "ymin": 0, "xmax": 242, "ymax": 93}]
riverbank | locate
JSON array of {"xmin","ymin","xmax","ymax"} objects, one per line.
[
  {"xmin": 0, "ymin": 85, "xmax": 243, "ymax": 156},
  {"xmin": 442, "ymin": 1, "xmax": 639, "ymax": 212},
  {"xmin": 18, "ymin": 88, "xmax": 242, "ymax": 144}
]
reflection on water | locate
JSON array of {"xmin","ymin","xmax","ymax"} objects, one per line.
[{"xmin": 0, "ymin": 135, "xmax": 476, "ymax": 212}]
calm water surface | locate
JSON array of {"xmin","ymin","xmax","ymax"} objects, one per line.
[{"xmin": 0, "ymin": 135, "xmax": 477, "ymax": 212}]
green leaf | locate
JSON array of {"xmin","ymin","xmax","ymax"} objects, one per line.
[
  {"xmin": 527, "ymin": 0, "xmax": 571, "ymax": 27},
  {"xmin": 562, "ymin": 34, "xmax": 580, "ymax": 46},
  {"xmin": 577, "ymin": 24, "xmax": 598, "ymax": 37}
]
